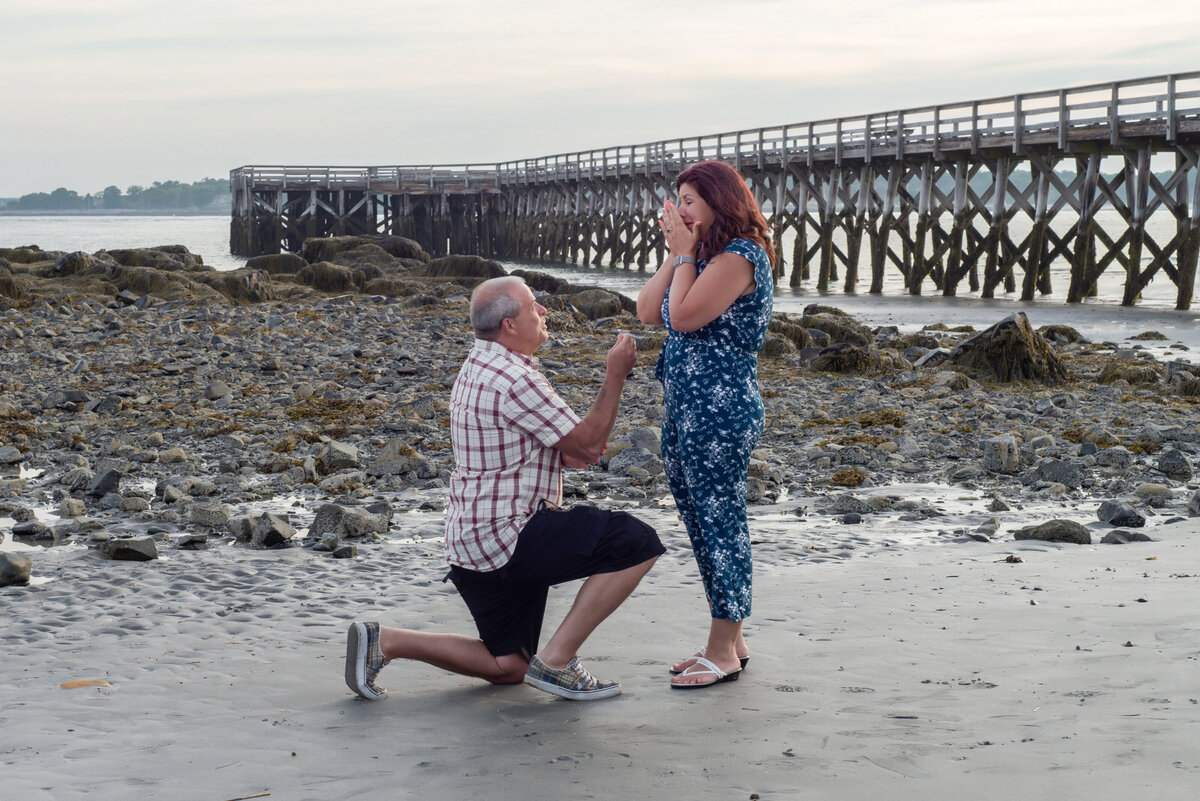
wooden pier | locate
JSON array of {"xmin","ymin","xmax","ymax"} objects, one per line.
[{"xmin": 231, "ymin": 72, "xmax": 1200, "ymax": 309}]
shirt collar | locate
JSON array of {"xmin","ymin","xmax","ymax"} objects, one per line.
[{"xmin": 474, "ymin": 337, "xmax": 539, "ymax": 369}]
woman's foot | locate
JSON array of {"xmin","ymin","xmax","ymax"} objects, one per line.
[
  {"xmin": 669, "ymin": 646, "xmax": 749, "ymax": 675},
  {"xmin": 669, "ymin": 654, "xmax": 743, "ymax": 687}
]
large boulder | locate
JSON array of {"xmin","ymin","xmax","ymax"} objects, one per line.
[
  {"xmin": 768, "ymin": 315, "xmax": 813, "ymax": 350},
  {"xmin": 301, "ymin": 235, "xmax": 429, "ymax": 264},
  {"xmin": 296, "ymin": 261, "xmax": 361, "ymax": 292},
  {"xmin": 1098, "ymin": 362, "xmax": 1160, "ymax": 385},
  {"xmin": 0, "ymin": 553, "xmax": 32, "ymax": 587},
  {"xmin": 949, "ymin": 313, "xmax": 1067, "ymax": 383},
  {"xmin": 197, "ymin": 268, "xmax": 276, "ymax": 304},
  {"xmin": 565, "ymin": 288, "xmax": 623, "ymax": 320},
  {"xmin": 102, "ymin": 245, "xmax": 207, "ymax": 272},
  {"xmin": 1013, "ymin": 519, "xmax": 1091, "ymax": 544},
  {"xmin": 246, "ymin": 253, "xmax": 307, "ymax": 274},
  {"xmin": 101, "ymin": 537, "xmax": 159, "ymax": 561},
  {"xmin": 810, "ymin": 343, "xmax": 881, "ymax": 374},
  {"xmin": 421, "ymin": 255, "xmax": 506, "ymax": 280},
  {"xmin": 800, "ymin": 305, "xmax": 874, "ymax": 347}
]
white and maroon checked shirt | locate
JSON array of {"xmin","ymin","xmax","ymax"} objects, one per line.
[{"xmin": 445, "ymin": 339, "xmax": 581, "ymax": 571}]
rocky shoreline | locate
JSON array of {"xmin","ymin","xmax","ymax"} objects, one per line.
[{"xmin": 2, "ymin": 237, "xmax": 1199, "ymax": 586}]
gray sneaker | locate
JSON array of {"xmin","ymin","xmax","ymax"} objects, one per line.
[
  {"xmin": 345, "ymin": 621, "xmax": 390, "ymax": 700},
  {"xmin": 523, "ymin": 654, "xmax": 621, "ymax": 700}
]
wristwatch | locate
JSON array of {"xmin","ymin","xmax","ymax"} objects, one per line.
[{"xmin": 672, "ymin": 255, "xmax": 697, "ymax": 268}]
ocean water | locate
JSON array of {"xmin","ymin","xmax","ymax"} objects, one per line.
[{"xmin": 2, "ymin": 212, "xmax": 1197, "ymax": 352}]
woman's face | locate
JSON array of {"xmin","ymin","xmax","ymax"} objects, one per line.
[{"xmin": 676, "ymin": 182, "xmax": 715, "ymax": 233}]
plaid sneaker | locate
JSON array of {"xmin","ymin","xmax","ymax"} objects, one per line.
[
  {"xmin": 345, "ymin": 621, "xmax": 390, "ymax": 700},
  {"xmin": 523, "ymin": 655, "xmax": 621, "ymax": 700}
]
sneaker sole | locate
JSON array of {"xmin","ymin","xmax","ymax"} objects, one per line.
[
  {"xmin": 345, "ymin": 622, "xmax": 386, "ymax": 701},
  {"xmin": 523, "ymin": 674, "xmax": 621, "ymax": 701}
]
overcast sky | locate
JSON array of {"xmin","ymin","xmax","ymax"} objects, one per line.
[{"xmin": 2, "ymin": 0, "xmax": 1196, "ymax": 197}]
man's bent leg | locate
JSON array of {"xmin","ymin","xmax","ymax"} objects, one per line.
[
  {"xmin": 380, "ymin": 627, "xmax": 528, "ymax": 684},
  {"xmin": 537, "ymin": 554, "xmax": 658, "ymax": 669}
]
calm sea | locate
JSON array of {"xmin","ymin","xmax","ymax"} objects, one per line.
[{"xmin": 2, "ymin": 212, "xmax": 1197, "ymax": 351}]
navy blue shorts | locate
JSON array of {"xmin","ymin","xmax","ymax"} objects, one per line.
[{"xmin": 446, "ymin": 504, "xmax": 664, "ymax": 660}]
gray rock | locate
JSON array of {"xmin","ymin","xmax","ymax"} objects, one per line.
[
  {"xmin": 190, "ymin": 502, "xmax": 230, "ymax": 528},
  {"xmin": 1094, "ymin": 447, "xmax": 1134, "ymax": 468},
  {"xmin": 59, "ymin": 497, "xmax": 87, "ymax": 518},
  {"xmin": 177, "ymin": 532, "xmax": 210, "ymax": 550},
  {"xmin": 308, "ymin": 503, "xmax": 388, "ymax": 539},
  {"xmin": 205, "ymin": 380, "xmax": 232, "ymax": 400},
  {"xmin": 0, "ymin": 445, "xmax": 22, "ymax": 464},
  {"xmin": 86, "ymin": 468, "xmax": 122, "ymax": 497},
  {"xmin": 1190, "ymin": 489, "xmax": 1200, "ymax": 517},
  {"xmin": 1034, "ymin": 459, "xmax": 1085, "ymax": 489},
  {"xmin": 1096, "ymin": 500, "xmax": 1146, "ymax": 528},
  {"xmin": 0, "ymin": 553, "xmax": 32, "ymax": 587},
  {"xmin": 319, "ymin": 440, "xmax": 360, "ymax": 474},
  {"xmin": 101, "ymin": 536, "xmax": 158, "ymax": 561},
  {"xmin": 1101, "ymin": 529, "xmax": 1154, "ymax": 544},
  {"xmin": 11, "ymin": 520, "xmax": 48, "ymax": 537},
  {"xmin": 1013, "ymin": 519, "xmax": 1092, "ymax": 545},
  {"xmin": 982, "ymin": 434, "xmax": 1021, "ymax": 474},
  {"xmin": 824, "ymin": 494, "xmax": 874, "ymax": 516},
  {"xmin": 607, "ymin": 446, "xmax": 663, "ymax": 477},
  {"xmin": 252, "ymin": 512, "xmax": 297, "ymax": 548},
  {"xmin": 332, "ymin": 544, "xmax": 358, "ymax": 559},
  {"xmin": 1157, "ymin": 449, "xmax": 1194, "ymax": 481}
]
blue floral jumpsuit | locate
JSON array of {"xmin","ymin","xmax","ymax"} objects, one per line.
[{"xmin": 654, "ymin": 237, "xmax": 773, "ymax": 621}]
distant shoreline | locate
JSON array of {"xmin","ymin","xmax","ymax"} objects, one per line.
[{"xmin": 0, "ymin": 209, "xmax": 228, "ymax": 218}]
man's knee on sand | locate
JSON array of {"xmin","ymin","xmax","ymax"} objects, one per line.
[{"xmin": 489, "ymin": 653, "xmax": 529, "ymax": 685}]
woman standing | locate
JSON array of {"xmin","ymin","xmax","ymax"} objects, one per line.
[{"xmin": 636, "ymin": 160, "xmax": 775, "ymax": 688}]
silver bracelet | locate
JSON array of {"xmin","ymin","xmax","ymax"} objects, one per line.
[{"xmin": 672, "ymin": 255, "xmax": 697, "ymax": 268}]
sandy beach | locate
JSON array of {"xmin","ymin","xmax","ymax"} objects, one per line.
[
  {"xmin": 3, "ymin": 239, "xmax": 1200, "ymax": 800},
  {"xmin": 4, "ymin": 503, "xmax": 1198, "ymax": 800}
]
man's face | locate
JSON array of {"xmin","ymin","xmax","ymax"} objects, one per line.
[{"xmin": 505, "ymin": 284, "xmax": 549, "ymax": 355}]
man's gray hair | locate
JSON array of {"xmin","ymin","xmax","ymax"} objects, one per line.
[{"xmin": 470, "ymin": 276, "xmax": 526, "ymax": 339}]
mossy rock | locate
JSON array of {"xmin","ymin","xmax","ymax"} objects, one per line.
[
  {"xmin": 768, "ymin": 316, "xmax": 812, "ymax": 349},
  {"xmin": 0, "ymin": 272, "xmax": 32, "ymax": 301},
  {"xmin": 1039, "ymin": 324, "xmax": 1083, "ymax": 344},
  {"xmin": 565, "ymin": 288, "xmax": 623, "ymax": 320},
  {"xmin": 1179, "ymin": 378, "xmax": 1200, "ymax": 397},
  {"xmin": 0, "ymin": 257, "xmax": 11, "ymax": 273},
  {"xmin": 301, "ymin": 235, "xmax": 430, "ymax": 264},
  {"xmin": 421, "ymin": 255, "xmax": 506, "ymax": 280},
  {"xmin": 328, "ymin": 243, "xmax": 405, "ymax": 272},
  {"xmin": 53, "ymin": 251, "xmax": 107, "ymax": 276},
  {"xmin": 296, "ymin": 261, "xmax": 363, "ymax": 292},
  {"xmin": 511, "ymin": 269, "xmax": 570, "ymax": 294},
  {"xmin": 802, "ymin": 303, "xmax": 853, "ymax": 319},
  {"xmin": 1098, "ymin": 362, "xmax": 1160, "ymax": 385},
  {"xmin": 102, "ymin": 246, "xmax": 207, "ymax": 273},
  {"xmin": 362, "ymin": 277, "xmax": 427, "ymax": 297},
  {"xmin": 197, "ymin": 269, "xmax": 276, "ymax": 304},
  {"xmin": 799, "ymin": 312, "xmax": 873, "ymax": 347},
  {"xmin": 1131, "ymin": 330, "xmax": 1169, "ymax": 341},
  {"xmin": 948, "ymin": 312, "xmax": 1067, "ymax": 384},
  {"xmin": 810, "ymin": 344, "xmax": 881, "ymax": 374},
  {"xmin": 246, "ymin": 253, "xmax": 307, "ymax": 274},
  {"xmin": 760, "ymin": 332, "xmax": 798, "ymax": 360},
  {"xmin": 0, "ymin": 246, "xmax": 55, "ymax": 264}
]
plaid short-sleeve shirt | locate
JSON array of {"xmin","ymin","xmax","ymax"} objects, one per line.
[{"xmin": 445, "ymin": 339, "xmax": 581, "ymax": 571}]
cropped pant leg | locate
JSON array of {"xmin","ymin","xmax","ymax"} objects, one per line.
[{"xmin": 661, "ymin": 395, "xmax": 760, "ymax": 621}]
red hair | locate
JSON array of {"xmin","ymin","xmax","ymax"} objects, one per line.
[{"xmin": 675, "ymin": 160, "xmax": 776, "ymax": 272}]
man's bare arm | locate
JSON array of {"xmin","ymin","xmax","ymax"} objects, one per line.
[{"xmin": 554, "ymin": 333, "xmax": 637, "ymax": 466}]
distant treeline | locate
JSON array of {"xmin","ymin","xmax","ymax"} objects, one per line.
[{"xmin": 3, "ymin": 178, "xmax": 230, "ymax": 211}]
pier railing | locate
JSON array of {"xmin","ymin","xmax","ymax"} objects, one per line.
[
  {"xmin": 230, "ymin": 71, "xmax": 1200, "ymax": 309},
  {"xmin": 233, "ymin": 72, "xmax": 1200, "ymax": 190}
]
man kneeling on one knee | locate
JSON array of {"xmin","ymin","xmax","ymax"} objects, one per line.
[{"xmin": 346, "ymin": 276, "xmax": 664, "ymax": 701}]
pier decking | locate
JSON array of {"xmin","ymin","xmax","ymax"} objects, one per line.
[{"xmin": 231, "ymin": 72, "xmax": 1200, "ymax": 309}]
